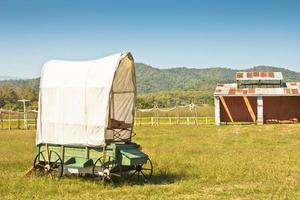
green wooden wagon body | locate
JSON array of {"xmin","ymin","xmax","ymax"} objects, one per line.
[
  {"xmin": 36, "ymin": 142, "xmax": 149, "ymax": 168},
  {"xmin": 34, "ymin": 142, "xmax": 153, "ymax": 183}
]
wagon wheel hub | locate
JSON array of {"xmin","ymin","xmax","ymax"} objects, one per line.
[
  {"xmin": 136, "ymin": 165, "xmax": 142, "ymax": 172},
  {"xmin": 45, "ymin": 164, "xmax": 51, "ymax": 171},
  {"xmin": 127, "ymin": 158, "xmax": 153, "ymax": 182},
  {"xmin": 103, "ymin": 168, "xmax": 110, "ymax": 177}
]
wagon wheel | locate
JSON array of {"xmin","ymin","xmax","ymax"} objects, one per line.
[
  {"xmin": 92, "ymin": 157, "xmax": 122, "ymax": 186},
  {"xmin": 33, "ymin": 150, "xmax": 63, "ymax": 179},
  {"xmin": 127, "ymin": 157, "xmax": 153, "ymax": 182}
]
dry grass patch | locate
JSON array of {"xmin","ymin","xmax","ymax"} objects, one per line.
[{"xmin": 0, "ymin": 125, "xmax": 299, "ymax": 199}]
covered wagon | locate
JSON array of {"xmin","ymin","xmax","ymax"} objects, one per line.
[{"xmin": 32, "ymin": 52, "xmax": 153, "ymax": 184}]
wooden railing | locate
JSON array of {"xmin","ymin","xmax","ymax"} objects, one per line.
[
  {"xmin": 135, "ymin": 117, "xmax": 215, "ymax": 126},
  {"xmin": 0, "ymin": 109, "xmax": 37, "ymax": 130}
]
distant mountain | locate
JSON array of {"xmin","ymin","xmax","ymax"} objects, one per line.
[
  {"xmin": 0, "ymin": 78, "xmax": 40, "ymax": 90},
  {"xmin": 0, "ymin": 76, "xmax": 19, "ymax": 81},
  {"xmin": 0, "ymin": 64, "xmax": 299, "ymax": 109},
  {"xmin": 135, "ymin": 63, "xmax": 300, "ymax": 94},
  {"xmin": 1, "ymin": 64, "xmax": 299, "ymax": 94}
]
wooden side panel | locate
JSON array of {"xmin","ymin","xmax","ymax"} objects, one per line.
[
  {"xmin": 220, "ymin": 96, "xmax": 257, "ymax": 123},
  {"xmin": 263, "ymin": 96, "xmax": 300, "ymax": 121},
  {"xmin": 243, "ymin": 96, "xmax": 256, "ymax": 122},
  {"xmin": 220, "ymin": 96, "xmax": 233, "ymax": 122}
]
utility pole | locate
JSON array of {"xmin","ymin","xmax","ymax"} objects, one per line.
[{"xmin": 18, "ymin": 99, "xmax": 30, "ymax": 129}]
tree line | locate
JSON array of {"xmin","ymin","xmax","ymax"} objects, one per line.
[
  {"xmin": 1, "ymin": 63, "xmax": 298, "ymax": 110},
  {"xmin": 0, "ymin": 84, "xmax": 38, "ymax": 110},
  {"xmin": 0, "ymin": 83, "xmax": 214, "ymax": 111}
]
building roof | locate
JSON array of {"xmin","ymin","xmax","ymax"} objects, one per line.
[
  {"xmin": 236, "ymin": 72, "xmax": 283, "ymax": 81},
  {"xmin": 214, "ymin": 82, "xmax": 300, "ymax": 96}
]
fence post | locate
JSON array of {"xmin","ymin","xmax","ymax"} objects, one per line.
[
  {"xmin": 17, "ymin": 109, "xmax": 20, "ymax": 129},
  {"xmin": 35, "ymin": 111, "xmax": 38, "ymax": 129},
  {"xmin": 156, "ymin": 108, "xmax": 159, "ymax": 126},
  {"xmin": 140, "ymin": 112, "xmax": 142, "ymax": 126},
  {"xmin": 0, "ymin": 110, "xmax": 2, "ymax": 129},
  {"xmin": 176, "ymin": 107, "xmax": 179, "ymax": 125},
  {"xmin": 194, "ymin": 106, "xmax": 198, "ymax": 126},
  {"xmin": 151, "ymin": 117, "xmax": 154, "ymax": 126},
  {"xmin": 8, "ymin": 110, "xmax": 11, "ymax": 130},
  {"xmin": 206, "ymin": 117, "xmax": 208, "ymax": 125},
  {"xmin": 187, "ymin": 117, "xmax": 189, "ymax": 125}
]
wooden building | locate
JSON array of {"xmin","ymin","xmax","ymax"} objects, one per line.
[{"xmin": 214, "ymin": 72, "xmax": 300, "ymax": 125}]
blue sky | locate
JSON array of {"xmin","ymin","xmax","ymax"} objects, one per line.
[{"xmin": 0, "ymin": 0, "xmax": 300, "ymax": 78}]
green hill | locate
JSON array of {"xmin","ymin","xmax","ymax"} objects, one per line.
[
  {"xmin": 0, "ymin": 64, "xmax": 299, "ymax": 109},
  {"xmin": 135, "ymin": 63, "xmax": 300, "ymax": 94},
  {"xmin": 135, "ymin": 64, "xmax": 300, "ymax": 107}
]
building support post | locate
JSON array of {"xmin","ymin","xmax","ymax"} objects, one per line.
[
  {"xmin": 257, "ymin": 96, "xmax": 263, "ymax": 125},
  {"xmin": 214, "ymin": 96, "xmax": 221, "ymax": 125}
]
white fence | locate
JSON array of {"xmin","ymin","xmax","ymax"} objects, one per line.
[
  {"xmin": 0, "ymin": 109, "xmax": 37, "ymax": 130},
  {"xmin": 135, "ymin": 116, "xmax": 215, "ymax": 126}
]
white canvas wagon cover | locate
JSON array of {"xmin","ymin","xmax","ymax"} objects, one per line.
[{"xmin": 36, "ymin": 52, "xmax": 136, "ymax": 146}]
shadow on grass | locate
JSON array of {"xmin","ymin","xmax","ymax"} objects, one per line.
[
  {"xmin": 26, "ymin": 166, "xmax": 183, "ymax": 186},
  {"xmin": 121, "ymin": 172, "xmax": 181, "ymax": 186},
  {"xmin": 42, "ymin": 171, "xmax": 183, "ymax": 187}
]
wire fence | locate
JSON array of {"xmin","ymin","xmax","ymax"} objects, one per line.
[
  {"xmin": 135, "ymin": 117, "xmax": 215, "ymax": 126},
  {"xmin": 0, "ymin": 109, "xmax": 37, "ymax": 130},
  {"xmin": 0, "ymin": 103, "xmax": 215, "ymax": 129},
  {"xmin": 135, "ymin": 103, "xmax": 215, "ymax": 126}
]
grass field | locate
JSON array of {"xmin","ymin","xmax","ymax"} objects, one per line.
[{"xmin": 0, "ymin": 125, "xmax": 299, "ymax": 199}]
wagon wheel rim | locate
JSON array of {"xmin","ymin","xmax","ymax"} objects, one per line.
[
  {"xmin": 92, "ymin": 157, "xmax": 105, "ymax": 178},
  {"xmin": 48, "ymin": 150, "xmax": 63, "ymax": 178},
  {"xmin": 127, "ymin": 157, "xmax": 153, "ymax": 182},
  {"xmin": 33, "ymin": 150, "xmax": 49, "ymax": 176},
  {"xmin": 33, "ymin": 150, "xmax": 63, "ymax": 179},
  {"xmin": 93, "ymin": 157, "xmax": 122, "ymax": 186}
]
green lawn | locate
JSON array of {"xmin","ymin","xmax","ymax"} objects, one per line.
[{"xmin": 0, "ymin": 125, "xmax": 299, "ymax": 199}]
